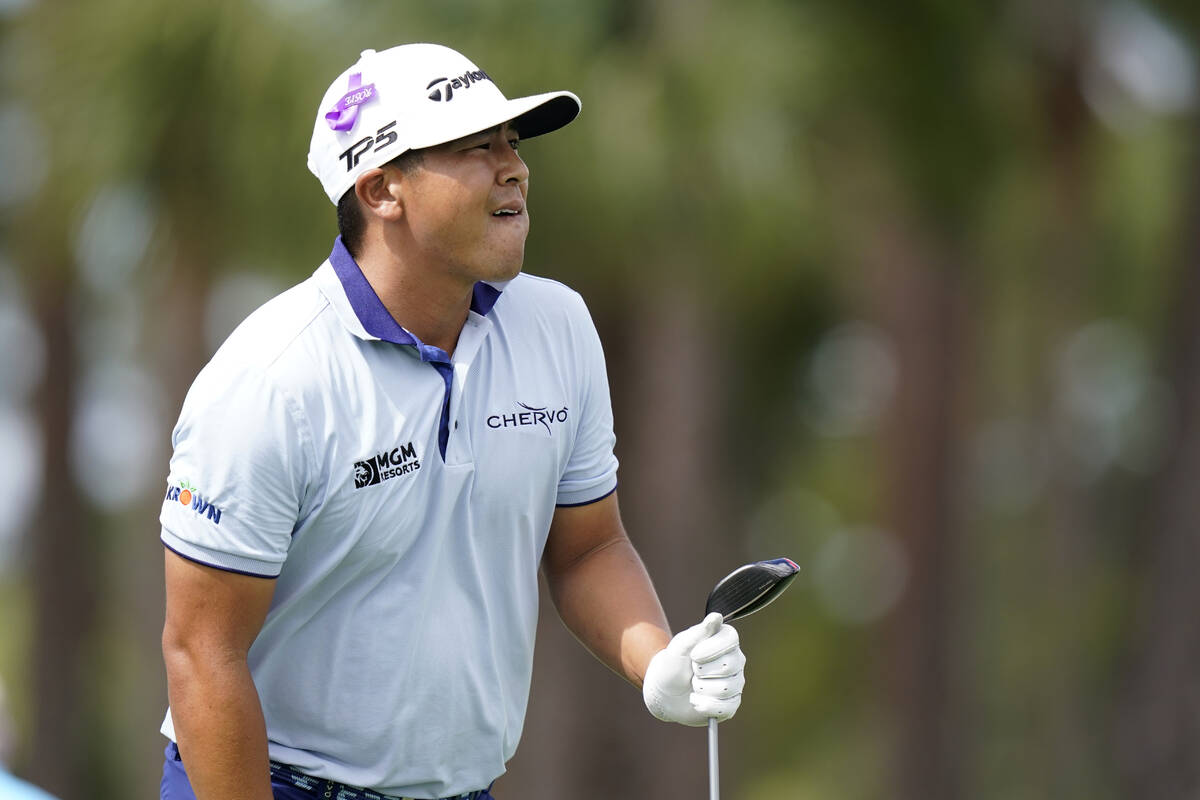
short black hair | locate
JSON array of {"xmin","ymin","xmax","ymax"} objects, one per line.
[{"xmin": 337, "ymin": 149, "xmax": 426, "ymax": 257}]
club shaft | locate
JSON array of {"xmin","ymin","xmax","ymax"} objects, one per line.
[{"xmin": 708, "ymin": 717, "xmax": 719, "ymax": 800}]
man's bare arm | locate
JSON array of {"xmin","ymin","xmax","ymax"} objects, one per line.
[
  {"xmin": 162, "ymin": 549, "xmax": 276, "ymax": 800},
  {"xmin": 541, "ymin": 491, "xmax": 672, "ymax": 687}
]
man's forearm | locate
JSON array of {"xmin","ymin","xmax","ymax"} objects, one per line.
[
  {"xmin": 165, "ymin": 650, "xmax": 274, "ymax": 800},
  {"xmin": 545, "ymin": 537, "xmax": 672, "ymax": 687}
]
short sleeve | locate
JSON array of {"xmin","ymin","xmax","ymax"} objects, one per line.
[
  {"xmin": 556, "ymin": 295, "xmax": 619, "ymax": 506},
  {"xmin": 160, "ymin": 363, "xmax": 313, "ymax": 577}
]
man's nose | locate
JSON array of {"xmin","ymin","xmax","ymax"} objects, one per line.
[{"xmin": 497, "ymin": 140, "xmax": 529, "ymax": 185}]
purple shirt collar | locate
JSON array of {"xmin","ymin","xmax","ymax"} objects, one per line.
[{"xmin": 327, "ymin": 236, "xmax": 503, "ymax": 348}]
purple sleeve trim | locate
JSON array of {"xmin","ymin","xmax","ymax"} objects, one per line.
[
  {"xmin": 555, "ymin": 484, "xmax": 618, "ymax": 508},
  {"xmin": 162, "ymin": 542, "xmax": 278, "ymax": 580}
]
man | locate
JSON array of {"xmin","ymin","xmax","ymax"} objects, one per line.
[{"xmin": 159, "ymin": 43, "xmax": 746, "ymax": 799}]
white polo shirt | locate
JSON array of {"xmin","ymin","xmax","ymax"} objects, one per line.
[{"xmin": 159, "ymin": 237, "xmax": 618, "ymax": 797}]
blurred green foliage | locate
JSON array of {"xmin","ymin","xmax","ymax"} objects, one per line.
[{"xmin": 1, "ymin": 0, "xmax": 1198, "ymax": 797}]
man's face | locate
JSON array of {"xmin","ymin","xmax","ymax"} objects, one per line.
[{"xmin": 395, "ymin": 121, "xmax": 530, "ymax": 285}]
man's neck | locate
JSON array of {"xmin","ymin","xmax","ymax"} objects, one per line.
[{"xmin": 354, "ymin": 240, "xmax": 473, "ymax": 357}]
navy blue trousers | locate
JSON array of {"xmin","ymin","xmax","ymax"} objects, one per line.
[{"xmin": 160, "ymin": 742, "xmax": 495, "ymax": 800}]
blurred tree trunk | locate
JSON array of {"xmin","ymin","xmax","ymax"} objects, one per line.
[
  {"xmin": 502, "ymin": 0, "xmax": 734, "ymax": 792},
  {"xmin": 500, "ymin": 283, "xmax": 731, "ymax": 799},
  {"xmin": 871, "ymin": 222, "xmax": 967, "ymax": 800},
  {"xmin": 1037, "ymin": 36, "xmax": 1101, "ymax": 795},
  {"xmin": 18, "ymin": 235, "xmax": 214, "ymax": 799},
  {"xmin": 1116, "ymin": 141, "xmax": 1200, "ymax": 798},
  {"xmin": 614, "ymin": 284, "xmax": 734, "ymax": 797},
  {"xmin": 123, "ymin": 248, "xmax": 216, "ymax": 791},
  {"xmin": 26, "ymin": 270, "xmax": 98, "ymax": 798}
]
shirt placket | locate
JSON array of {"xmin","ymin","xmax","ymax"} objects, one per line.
[{"xmin": 441, "ymin": 314, "xmax": 490, "ymax": 466}]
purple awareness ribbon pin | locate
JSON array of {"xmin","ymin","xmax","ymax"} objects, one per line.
[{"xmin": 325, "ymin": 73, "xmax": 376, "ymax": 132}]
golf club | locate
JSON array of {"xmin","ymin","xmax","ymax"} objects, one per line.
[{"xmin": 703, "ymin": 557, "xmax": 800, "ymax": 800}]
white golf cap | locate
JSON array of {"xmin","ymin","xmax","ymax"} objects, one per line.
[{"xmin": 308, "ymin": 43, "xmax": 581, "ymax": 205}]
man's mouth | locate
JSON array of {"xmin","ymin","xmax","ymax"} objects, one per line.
[{"xmin": 491, "ymin": 200, "xmax": 525, "ymax": 217}]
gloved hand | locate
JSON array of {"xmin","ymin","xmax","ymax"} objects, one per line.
[{"xmin": 642, "ymin": 612, "xmax": 746, "ymax": 726}]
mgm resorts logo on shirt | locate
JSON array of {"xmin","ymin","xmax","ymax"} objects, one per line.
[{"xmin": 354, "ymin": 441, "xmax": 420, "ymax": 489}]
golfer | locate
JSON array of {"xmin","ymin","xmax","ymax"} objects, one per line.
[{"xmin": 159, "ymin": 43, "xmax": 746, "ymax": 800}]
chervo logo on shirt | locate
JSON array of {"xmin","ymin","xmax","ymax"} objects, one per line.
[
  {"xmin": 487, "ymin": 402, "xmax": 569, "ymax": 435},
  {"xmin": 165, "ymin": 479, "xmax": 223, "ymax": 525},
  {"xmin": 354, "ymin": 441, "xmax": 420, "ymax": 489}
]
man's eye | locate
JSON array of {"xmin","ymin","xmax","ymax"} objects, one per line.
[{"xmin": 509, "ymin": 139, "xmax": 520, "ymax": 151}]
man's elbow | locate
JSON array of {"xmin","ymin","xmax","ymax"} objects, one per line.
[
  {"xmin": 162, "ymin": 622, "xmax": 248, "ymax": 687},
  {"xmin": 162, "ymin": 623, "xmax": 201, "ymax": 692}
]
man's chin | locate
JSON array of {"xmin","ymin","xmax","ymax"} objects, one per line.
[{"xmin": 490, "ymin": 254, "xmax": 524, "ymax": 282}]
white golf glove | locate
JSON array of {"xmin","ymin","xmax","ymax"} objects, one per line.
[{"xmin": 642, "ymin": 612, "xmax": 746, "ymax": 726}]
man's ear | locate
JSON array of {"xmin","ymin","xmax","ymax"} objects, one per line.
[{"xmin": 354, "ymin": 167, "xmax": 405, "ymax": 223}]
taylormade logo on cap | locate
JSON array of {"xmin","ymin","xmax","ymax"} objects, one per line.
[
  {"xmin": 426, "ymin": 70, "xmax": 491, "ymax": 102},
  {"xmin": 307, "ymin": 43, "xmax": 582, "ymax": 205}
]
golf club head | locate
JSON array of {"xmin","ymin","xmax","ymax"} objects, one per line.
[{"xmin": 705, "ymin": 558, "xmax": 799, "ymax": 623}]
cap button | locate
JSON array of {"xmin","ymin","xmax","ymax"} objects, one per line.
[{"xmin": 360, "ymin": 49, "xmax": 376, "ymax": 59}]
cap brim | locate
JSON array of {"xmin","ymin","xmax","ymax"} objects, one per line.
[
  {"xmin": 407, "ymin": 90, "xmax": 580, "ymax": 151},
  {"xmin": 509, "ymin": 91, "xmax": 580, "ymax": 139}
]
